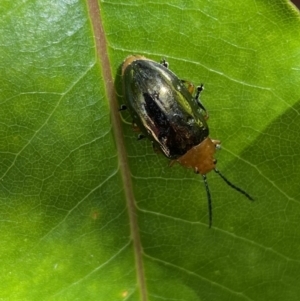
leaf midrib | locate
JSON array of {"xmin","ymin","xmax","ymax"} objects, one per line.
[{"xmin": 87, "ymin": 1, "xmax": 147, "ymax": 300}]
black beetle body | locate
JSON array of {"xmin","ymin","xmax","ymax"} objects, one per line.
[
  {"xmin": 122, "ymin": 56, "xmax": 209, "ymax": 160},
  {"xmin": 121, "ymin": 55, "xmax": 253, "ymax": 227}
]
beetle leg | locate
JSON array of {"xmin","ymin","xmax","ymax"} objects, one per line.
[
  {"xmin": 137, "ymin": 134, "xmax": 146, "ymax": 140},
  {"xmin": 160, "ymin": 59, "xmax": 169, "ymax": 68},
  {"xmin": 119, "ymin": 104, "xmax": 127, "ymax": 111},
  {"xmin": 194, "ymin": 84, "xmax": 209, "ymax": 120}
]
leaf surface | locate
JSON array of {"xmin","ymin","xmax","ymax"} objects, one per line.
[{"xmin": 0, "ymin": 0, "xmax": 300, "ymax": 300}]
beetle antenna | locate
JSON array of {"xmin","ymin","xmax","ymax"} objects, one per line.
[
  {"xmin": 214, "ymin": 168, "xmax": 254, "ymax": 201},
  {"xmin": 202, "ymin": 175, "xmax": 212, "ymax": 228}
]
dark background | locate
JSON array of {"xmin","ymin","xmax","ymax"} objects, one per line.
[{"xmin": 291, "ymin": 0, "xmax": 300, "ymax": 9}]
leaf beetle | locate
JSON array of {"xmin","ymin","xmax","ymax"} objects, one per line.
[{"xmin": 120, "ymin": 55, "xmax": 253, "ymax": 227}]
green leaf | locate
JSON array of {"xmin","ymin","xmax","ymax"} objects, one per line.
[{"xmin": 0, "ymin": 0, "xmax": 300, "ymax": 300}]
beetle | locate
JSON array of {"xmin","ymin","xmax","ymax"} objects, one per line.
[{"xmin": 120, "ymin": 55, "xmax": 253, "ymax": 227}]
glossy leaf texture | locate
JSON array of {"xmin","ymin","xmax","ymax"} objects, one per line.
[{"xmin": 0, "ymin": 0, "xmax": 300, "ymax": 300}]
